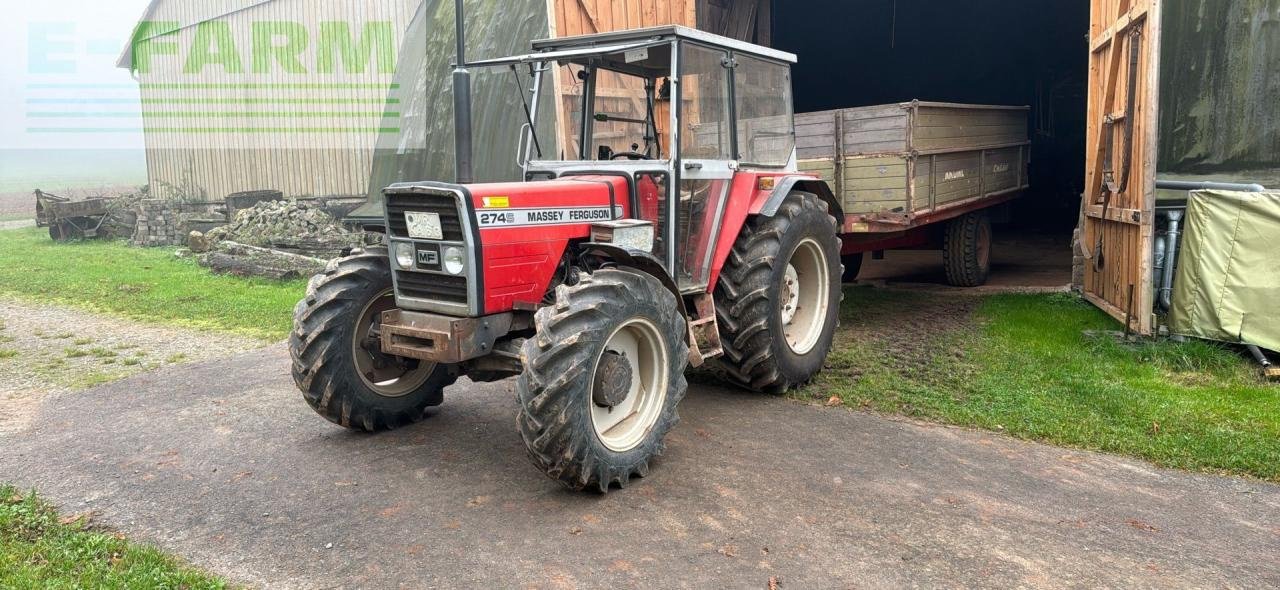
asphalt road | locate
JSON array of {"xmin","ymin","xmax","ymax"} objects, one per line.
[{"xmin": 3, "ymin": 346, "xmax": 1277, "ymax": 589}]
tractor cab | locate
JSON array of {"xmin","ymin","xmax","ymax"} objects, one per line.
[{"xmin": 472, "ymin": 25, "xmax": 801, "ymax": 293}]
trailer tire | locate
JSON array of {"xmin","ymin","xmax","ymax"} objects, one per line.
[
  {"xmin": 48, "ymin": 223, "xmax": 67, "ymax": 242},
  {"xmin": 841, "ymin": 252, "xmax": 864, "ymax": 283},
  {"xmin": 517, "ymin": 268, "xmax": 689, "ymax": 493},
  {"xmin": 714, "ymin": 191, "xmax": 842, "ymax": 393},
  {"xmin": 943, "ymin": 211, "xmax": 992, "ymax": 287},
  {"xmin": 290, "ymin": 250, "xmax": 456, "ymax": 432}
]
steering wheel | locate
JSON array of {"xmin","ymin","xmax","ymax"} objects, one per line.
[{"xmin": 610, "ymin": 151, "xmax": 652, "ymax": 161}]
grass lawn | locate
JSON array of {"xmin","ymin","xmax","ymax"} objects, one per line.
[
  {"xmin": 810, "ymin": 288, "xmax": 1280, "ymax": 481},
  {"xmin": 0, "ymin": 227, "xmax": 305, "ymax": 340},
  {"xmin": 0, "ymin": 486, "xmax": 226, "ymax": 589}
]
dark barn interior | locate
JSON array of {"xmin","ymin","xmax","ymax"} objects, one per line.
[{"xmin": 772, "ymin": 0, "xmax": 1090, "ymax": 234}]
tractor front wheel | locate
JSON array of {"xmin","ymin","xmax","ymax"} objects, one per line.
[
  {"xmin": 290, "ymin": 250, "xmax": 456, "ymax": 432},
  {"xmin": 714, "ymin": 191, "xmax": 842, "ymax": 393},
  {"xmin": 517, "ymin": 268, "xmax": 689, "ymax": 492}
]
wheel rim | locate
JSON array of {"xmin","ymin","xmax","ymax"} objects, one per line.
[
  {"xmin": 780, "ymin": 238, "xmax": 830, "ymax": 355},
  {"xmin": 350, "ymin": 288, "xmax": 436, "ymax": 397},
  {"xmin": 590, "ymin": 318, "xmax": 669, "ymax": 453}
]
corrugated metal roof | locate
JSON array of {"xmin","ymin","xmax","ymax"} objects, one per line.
[{"xmin": 116, "ymin": 0, "xmax": 277, "ymax": 69}]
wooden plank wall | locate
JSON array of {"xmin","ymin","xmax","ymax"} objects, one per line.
[
  {"xmin": 696, "ymin": 0, "xmax": 770, "ymax": 44},
  {"xmin": 547, "ymin": 0, "xmax": 769, "ymax": 156},
  {"xmin": 548, "ymin": 0, "xmax": 696, "ymax": 156},
  {"xmin": 553, "ymin": 0, "xmax": 696, "ymax": 36},
  {"xmin": 1082, "ymin": 0, "xmax": 1161, "ymax": 334}
]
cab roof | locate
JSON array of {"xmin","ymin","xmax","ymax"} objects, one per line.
[{"xmin": 469, "ymin": 25, "xmax": 796, "ymax": 69}]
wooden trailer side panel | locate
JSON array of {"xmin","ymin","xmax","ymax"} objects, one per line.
[
  {"xmin": 1082, "ymin": 0, "xmax": 1161, "ymax": 334},
  {"xmin": 912, "ymin": 104, "xmax": 1030, "ymax": 152},
  {"xmin": 842, "ymin": 105, "xmax": 911, "ymax": 155},
  {"xmin": 796, "ymin": 102, "xmax": 1030, "ymax": 230}
]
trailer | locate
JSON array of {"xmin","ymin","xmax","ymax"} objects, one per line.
[
  {"xmin": 795, "ymin": 101, "xmax": 1031, "ymax": 286},
  {"xmin": 34, "ymin": 190, "xmax": 112, "ymax": 242}
]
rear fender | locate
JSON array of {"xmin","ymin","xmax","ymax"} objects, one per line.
[
  {"xmin": 577, "ymin": 242, "xmax": 687, "ymax": 319},
  {"xmin": 753, "ymin": 176, "xmax": 844, "ymax": 219},
  {"xmin": 707, "ymin": 173, "xmax": 843, "ymax": 291}
]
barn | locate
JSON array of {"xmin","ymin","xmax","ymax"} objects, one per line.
[
  {"xmin": 119, "ymin": 0, "xmax": 1277, "ymax": 335},
  {"xmin": 116, "ymin": 0, "xmax": 422, "ymax": 201}
]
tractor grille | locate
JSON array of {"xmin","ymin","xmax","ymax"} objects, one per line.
[
  {"xmin": 385, "ymin": 193, "xmax": 466, "ymax": 242},
  {"xmin": 383, "ymin": 187, "xmax": 477, "ymax": 316},
  {"xmin": 394, "ymin": 271, "xmax": 469, "ymax": 305}
]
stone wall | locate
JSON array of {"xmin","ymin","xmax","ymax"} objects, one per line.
[{"xmin": 132, "ymin": 200, "xmax": 182, "ymax": 247}]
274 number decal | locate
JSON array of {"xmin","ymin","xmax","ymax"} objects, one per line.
[{"xmin": 477, "ymin": 207, "xmax": 612, "ymax": 229}]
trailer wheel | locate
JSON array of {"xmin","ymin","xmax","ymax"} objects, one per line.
[
  {"xmin": 714, "ymin": 191, "xmax": 842, "ymax": 393},
  {"xmin": 48, "ymin": 223, "xmax": 67, "ymax": 242},
  {"xmin": 517, "ymin": 268, "xmax": 689, "ymax": 493},
  {"xmin": 290, "ymin": 250, "xmax": 456, "ymax": 432},
  {"xmin": 841, "ymin": 252, "xmax": 864, "ymax": 283},
  {"xmin": 943, "ymin": 211, "xmax": 992, "ymax": 287}
]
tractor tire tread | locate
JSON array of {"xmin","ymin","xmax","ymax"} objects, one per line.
[
  {"xmin": 289, "ymin": 250, "xmax": 455, "ymax": 432},
  {"xmin": 517, "ymin": 268, "xmax": 688, "ymax": 493},
  {"xmin": 713, "ymin": 192, "xmax": 841, "ymax": 394},
  {"xmin": 943, "ymin": 212, "xmax": 991, "ymax": 287}
]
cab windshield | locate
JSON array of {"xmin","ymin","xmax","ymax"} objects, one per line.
[{"xmin": 555, "ymin": 43, "xmax": 675, "ymax": 162}]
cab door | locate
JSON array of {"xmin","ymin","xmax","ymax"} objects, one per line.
[{"xmin": 674, "ymin": 43, "xmax": 735, "ymax": 292}]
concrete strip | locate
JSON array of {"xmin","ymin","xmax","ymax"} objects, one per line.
[
  {"xmin": 2, "ymin": 346, "xmax": 1277, "ymax": 588},
  {"xmin": 0, "ymin": 220, "xmax": 35, "ymax": 231}
]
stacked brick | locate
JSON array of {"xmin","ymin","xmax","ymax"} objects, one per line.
[{"xmin": 132, "ymin": 200, "xmax": 182, "ymax": 247}]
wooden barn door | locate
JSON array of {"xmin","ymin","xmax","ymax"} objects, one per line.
[{"xmin": 1082, "ymin": 0, "xmax": 1162, "ymax": 334}]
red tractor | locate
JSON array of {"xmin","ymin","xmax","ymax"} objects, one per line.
[{"xmin": 290, "ymin": 26, "xmax": 843, "ymax": 491}]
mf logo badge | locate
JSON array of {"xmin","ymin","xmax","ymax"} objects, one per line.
[{"xmin": 417, "ymin": 249, "xmax": 440, "ymax": 266}]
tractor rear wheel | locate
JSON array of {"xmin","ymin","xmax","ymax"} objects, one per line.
[
  {"xmin": 517, "ymin": 268, "xmax": 689, "ymax": 492},
  {"xmin": 943, "ymin": 211, "xmax": 992, "ymax": 287},
  {"xmin": 290, "ymin": 250, "xmax": 456, "ymax": 432},
  {"xmin": 714, "ymin": 191, "xmax": 842, "ymax": 393}
]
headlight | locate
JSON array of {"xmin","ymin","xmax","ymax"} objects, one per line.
[
  {"xmin": 393, "ymin": 242, "xmax": 415, "ymax": 269},
  {"xmin": 443, "ymin": 246, "xmax": 466, "ymax": 275}
]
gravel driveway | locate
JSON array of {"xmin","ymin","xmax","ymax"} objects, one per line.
[
  {"xmin": 0, "ymin": 299, "xmax": 263, "ymax": 434},
  {"xmin": 3, "ymin": 345, "xmax": 1277, "ymax": 589}
]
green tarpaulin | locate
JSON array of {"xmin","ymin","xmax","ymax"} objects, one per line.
[{"xmin": 1170, "ymin": 190, "xmax": 1280, "ymax": 351}]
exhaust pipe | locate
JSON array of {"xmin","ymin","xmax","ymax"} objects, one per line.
[
  {"xmin": 452, "ymin": 0, "xmax": 474, "ymax": 184},
  {"xmin": 1158, "ymin": 209, "xmax": 1182, "ymax": 311}
]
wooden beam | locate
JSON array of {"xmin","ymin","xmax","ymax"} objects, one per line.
[
  {"xmin": 757, "ymin": 0, "xmax": 772, "ymax": 46},
  {"xmin": 1083, "ymin": 291, "xmax": 1137, "ymax": 332},
  {"xmin": 1086, "ymin": 204, "xmax": 1144, "ymax": 225},
  {"xmin": 1135, "ymin": 0, "xmax": 1162, "ymax": 336},
  {"xmin": 1091, "ymin": 5, "xmax": 1149, "ymax": 52},
  {"xmin": 575, "ymin": 0, "xmax": 601, "ymax": 32}
]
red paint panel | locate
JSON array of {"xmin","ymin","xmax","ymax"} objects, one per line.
[
  {"xmin": 464, "ymin": 177, "xmax": 631, "ymax": 313},
  {"xmin": 706, "ymin": 171, "xmax": 814, "ymax": 290}
]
